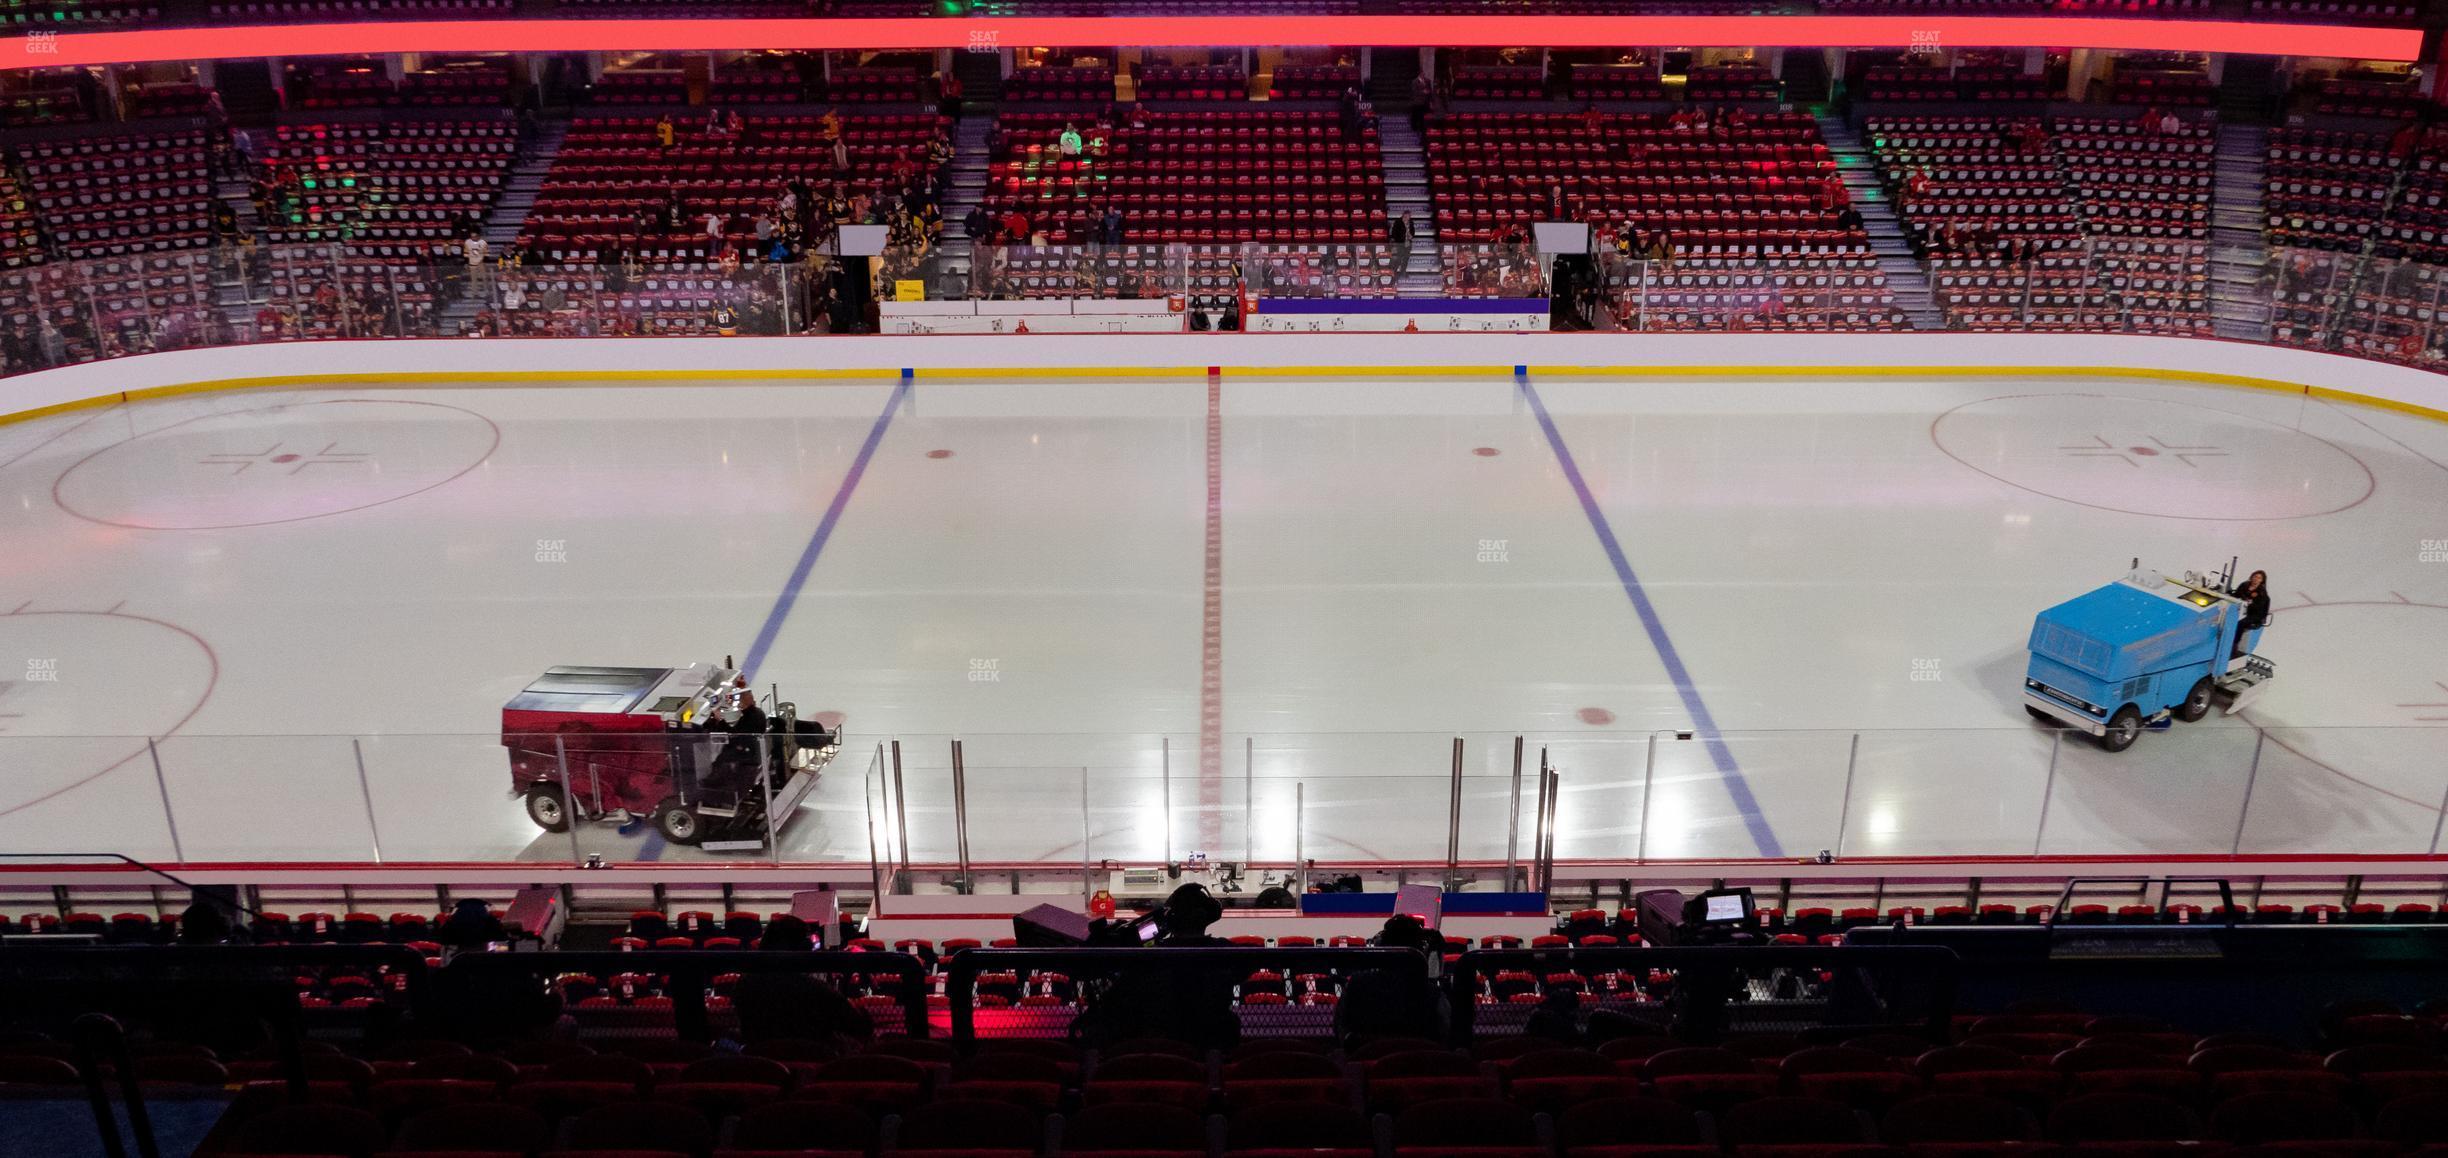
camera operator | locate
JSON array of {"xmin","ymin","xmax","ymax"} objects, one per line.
[{"xmin": 1069, "ymin": 884, "xmax": 1241, "ymax": 1050}]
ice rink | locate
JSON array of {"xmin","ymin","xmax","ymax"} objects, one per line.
[{"xmin": 2, "ymin": 369, "xmax": 2445, "ymax": 869}]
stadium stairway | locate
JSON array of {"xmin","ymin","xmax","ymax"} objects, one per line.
[
  {"xmin": 485, "ymin": 116, "xmax": 564, "ymax": 253},
  {"xmin": 430, "ymin": 116, "xmax": 564, "ymax": 333},
  {"xmin": 2210, "ymin": 121, "xmax": 2274, "ymax": 342},
  {"xmin": 934, "ymin": 115, "xmax": 995, "ymax": 292},
  {"xmin": 1820, "ymin": 115, "xmax": 1943, "ymax": 330},
  {"xmin": 210, "ymin": 165, "xmax": 267, "ymax": 327},
  {"xmin": 1373, "ymin": 114, "xmax": 1445, "ymax": 296},
  {"xmin": 952, "ymin": 50, "xmax": 1005, "ymax": 110}
]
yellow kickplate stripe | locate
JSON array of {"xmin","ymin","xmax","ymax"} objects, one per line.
[{"xmin": 5, "ymin": 361, "xmax": 2444, "ymax": 426}]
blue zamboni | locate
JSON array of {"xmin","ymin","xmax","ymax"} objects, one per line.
[{"xmin": 2022, "ymin": 562, "xmax": 2275, "ymax": 752}]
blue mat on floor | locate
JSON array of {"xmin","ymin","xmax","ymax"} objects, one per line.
[{"xmin": 0, "ymin": 1095, "xmax": 230, "ymax": 1158}]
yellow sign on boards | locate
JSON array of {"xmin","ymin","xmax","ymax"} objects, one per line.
[{"xmin": 895, "ymin": 280, "xmax": 926, "ymax": 302}]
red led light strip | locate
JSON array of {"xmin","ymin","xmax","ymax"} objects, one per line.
[{"xmin": 0, "ymin": 14, "xmax": 2421, "ymax": 72}]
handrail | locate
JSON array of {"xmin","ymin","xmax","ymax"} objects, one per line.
[
  {"xmin": 2051, "ymin": 876, "xmax": 2239, "ymax": 924},
  {"xmin": 1449, "ymin": 944, "xmax": 1961, "ymax": 1044},
  {"xmin": 70, "ymin": 1013, "xmax": 154, "ymax": 1158},
  {"xmin": 440, "ymin": 949, "xmax": 930, "ymax": 1040},
  {"xmin": 0, "ymin": 852, "xmax": 259, "ymax": 917}
]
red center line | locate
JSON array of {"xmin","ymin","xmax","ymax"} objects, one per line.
[{"xmin": 1199, "ymin": 368, "xmax": 1224, "ymax": 852}]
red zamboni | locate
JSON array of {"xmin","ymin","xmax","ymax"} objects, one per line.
[{"xmin": 502, "ymin": 662, "xmax": 838, "ymax": 849}]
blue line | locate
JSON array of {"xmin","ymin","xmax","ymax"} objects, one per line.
[
  {"xmin": 1515, "ymin": 371, "xmax": 1784, "ymax": 858},
  {"xmin": 637, "ymin": 378, "xmax": 907, "ymax": 863},
  {"xmin": 740, "ymin": 377, "xmax": 911, "ymax": 683}
]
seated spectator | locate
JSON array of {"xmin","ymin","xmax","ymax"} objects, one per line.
[
  {"xmin": 1334, "ymin": 915, "xmax": 1449, "ymax": 1045},
  {"xmin": 728, "ymin": 914, "xmax": 870, "ymax": 1050},
  {"xmin": 440, "ymin": 898, "xmax": 507, "ymax": 950}
]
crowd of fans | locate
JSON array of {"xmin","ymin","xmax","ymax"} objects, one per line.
[{"xmin": 16, "ymin": 45, "xmax": 2448, "ymax": 362}]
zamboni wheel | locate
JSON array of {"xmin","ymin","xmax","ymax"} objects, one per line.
[
  {"xmin": 2175, "ymin": 677, "xmax": 2215, "ymax": 723},
  {"xmin": 2100, "ymin": 707, "xmax": 2143, "ymax": 753},
  {"xmin": 653, "ymin": 798, "xmax": 704, "ymax": 845},
  {"xmin": 524, "ymin": 785, "xmax": 572, "ymax": 833}
]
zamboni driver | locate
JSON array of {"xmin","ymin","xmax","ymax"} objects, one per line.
[
  {"xmin": 2229, "ymin": 569, "xmax": 2271, "ymax": 661},
  {"xmin": 717, "ymin": 677, "xmax": 767, "ymax": 734}
]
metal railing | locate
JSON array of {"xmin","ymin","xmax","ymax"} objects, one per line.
[
  {"xmin": 1448, "ymin": 944, "xmax": 1960, "ymax": 1043},
  {"xmin": 442, "ymin": 948, "xmax": 931, "ymax": 1040},
  {"xmin": 941, "ymin": 945, "xmax": 1431, "ymax": 1048},
  {"xmin": 9, "ymin": 237, "xmax": 2448, "ymax": 374}
]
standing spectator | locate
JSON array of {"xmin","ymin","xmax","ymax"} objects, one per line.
[
  {"xmin": 654, "ymin": 115, "xmax": 675, "ymax": 149},
  {"xmin": 905, "ymin": 172, "xmax": 940, "ymax": 217},
  {"xmin": 703, "ymin": 211, "xmax": 727, "ymax": 251},
  {"xmin": 2389, "ymin": 120, "xmax": 2423, "ymax": 161},
  {"xmin": 965, "ymin": 203, "xmax": 997, "ymax": 244},
  {"xmin": 938, "ymin": 70, "xmax": 963, "ymax": 119},
  {"xmin": 1099, "ymin": 203, "xmax": 1124, "ymax": 247},
  {"xmin": 830, "ymin": 134, "xmax": 852, "ymax": 178},
  {"xmin": 1390, "ymin": 212, "xmax": 1414, "ymax": 269}
]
